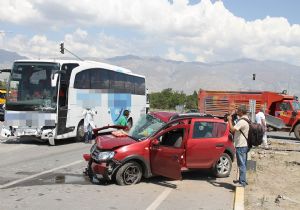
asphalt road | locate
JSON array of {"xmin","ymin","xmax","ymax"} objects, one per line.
[{"xmin": 0, "ymin": 136, "xmax": 236, "ymax": 210}]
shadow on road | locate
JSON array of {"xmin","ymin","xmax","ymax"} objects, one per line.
[
  {"xmin": 143, "ymin": 170, "xmax": 233, "ymax": 190},
  {"xmin": 1, "ymin": 136, "xmax": 78, "ymax": 146},
  {"xmin": 5, "ymin": 170, "xmax": 236, "ymax": 190},
  {"xmin": 5, "ymin": 172, "xmax": 92, "ymax": 189},
  {"xmin": 207, "ymin": 180, "xmax": 235, "ymax": 191}
]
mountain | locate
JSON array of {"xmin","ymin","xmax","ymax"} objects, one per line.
[
  {"xmin": 104, "ymin": 56, "xmax": 300, "ymax": 96},
  {"xmin": 0, "ymin": 49, "xmax": 27, "ymax": 67},
  {"xmin": 0, "ymin": 49, "xmax": 28, "ymax": 81},
  {"xmin": 0, "ymin": 49, "xmax": 299, "ymax": 96}
]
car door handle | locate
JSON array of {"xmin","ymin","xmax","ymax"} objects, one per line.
[
  {"xmin": 151, "ymin": 146, "xmax": 161, "ymax": 151},
  {"xmin": 216, "ymin": 143, "xmax": 224, "ymax": 147}
]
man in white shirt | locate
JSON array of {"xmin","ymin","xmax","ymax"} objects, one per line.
[{"xmin": 256, "ymin": 107, "xmax": 268, "ymax": 148}]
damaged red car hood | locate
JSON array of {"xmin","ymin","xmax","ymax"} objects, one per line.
[{"xmin": 96, "ymin": 135, "xmax": 137, "ymax": 149}]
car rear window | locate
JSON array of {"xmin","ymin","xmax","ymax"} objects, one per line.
[{"xmin": 192, "ymin": 121, "xmax": 227, "ymax": 138}]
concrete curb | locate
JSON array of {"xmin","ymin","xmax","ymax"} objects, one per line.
[
  {"xmin": 234, "ymin": 186, "xmax": 244, "ymax": 210},
  {"xmin": 233, "ymin": 155, "xmax": 246, "ymax": 210}
]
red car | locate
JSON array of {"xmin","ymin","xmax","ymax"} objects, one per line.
[{"xmin": 83, "ymin": 112, "xmax": 235, "ymax": 185}]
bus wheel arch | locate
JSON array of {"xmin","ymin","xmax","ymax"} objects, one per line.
[
  {"xmin": 75, "ymin": 119, "xmax": 85, "ymax": 142},
  {"xmin": 127, "ymin": 118, "xmax": 133, "ymax": 129}
]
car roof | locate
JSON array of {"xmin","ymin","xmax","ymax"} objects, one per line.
[
  {"xmin": 149, "ymin": 112, "xmax": 177, "ymax": 123},
  {"xmin": 150, "ymin": 112, "xmax": 224, "ymax": 123}
]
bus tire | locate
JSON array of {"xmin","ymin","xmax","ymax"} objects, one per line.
[
  {"xmin": 75, "ymin": 121, "xmax": 85, "ymax": 142},
  {"xmin": 294, "ymin": 124, "xmax": 300, "ymax": 140}
]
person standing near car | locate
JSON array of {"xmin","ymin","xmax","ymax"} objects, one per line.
[
  {"xmin": 82, "ymin": 107, "xmax": 96, "ymax": 143},
  {"xmin": 227, "ymin": 104, "xmax": 249, "ymax": 187},
  {"xmin": 256, "ymin": 107, "xmax": 268, "ymax": 148}
]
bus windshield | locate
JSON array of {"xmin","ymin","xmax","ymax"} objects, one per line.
[
  {"xmin": 128, "ymin": 114, "xmax": 166, "ymax": 140},
  {"xmin": 6, "ymin": 62, "xmax": 59, "ymax": 111}
]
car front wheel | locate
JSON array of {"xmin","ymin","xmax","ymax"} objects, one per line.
[
  {"xmin": 213, "ymin": 153, "xmax": 232, "ymax": 178},
  {"xmin": 115, "ymin": 161, "xmax": 142, "ymax": 185}
]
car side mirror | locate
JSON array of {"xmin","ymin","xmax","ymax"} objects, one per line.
[
  {"xmin": 152, "ymin": 139, "xmax": 160, "ymax": 146},
  {"xmin": 292, "ymin": 111, "xmax": 297, "ymax": 117}
]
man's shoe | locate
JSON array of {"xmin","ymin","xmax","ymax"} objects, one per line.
[
  {"xmin": 235, "ymin": 183, "xmax": 246, "ymax": 187},
  {"xmin": 233, "ymin": 180, "xmax": 239, "ymax": 184}
]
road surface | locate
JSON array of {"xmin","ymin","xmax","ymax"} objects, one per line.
[{"xmin": 0, "ymin": 136, "xmax": 235, "ymax": 210}]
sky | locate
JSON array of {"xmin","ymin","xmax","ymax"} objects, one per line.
[{"xmin": 1, "ymin": 0, "xmax": 300, "ymax": 65}]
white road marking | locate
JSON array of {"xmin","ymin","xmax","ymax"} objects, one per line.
[
  {"xmin": 0, "ymin": 160, "xmax": 84, "ymax": 189},
  {"xmin": 145, "ymin": 181, "xmax": 178, "ymax": 210}
]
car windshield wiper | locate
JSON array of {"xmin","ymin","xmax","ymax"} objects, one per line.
[{"xmin": 127, "ymin": 135, "xmax": 140, "ymax": 141}]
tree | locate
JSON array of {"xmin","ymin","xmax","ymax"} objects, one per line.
[{"xmin": 149, "ymin": 89, "xmax": 198, "ymax": 111}]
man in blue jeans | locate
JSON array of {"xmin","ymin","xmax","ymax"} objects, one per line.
[{"xmin": 227, "ymin": 104, "xmax": 249, "ymax": 187}]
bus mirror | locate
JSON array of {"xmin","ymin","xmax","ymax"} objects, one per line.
[{"xmin": 51, "ymin": 73, "xmax": 58, "ymax": 87}]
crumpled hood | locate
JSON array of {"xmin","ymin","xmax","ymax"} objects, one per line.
[{"xmin": 96, "ymin": 135, "xmax": 137, "ymax": 150}]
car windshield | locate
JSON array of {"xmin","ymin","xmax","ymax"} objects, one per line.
[
  {"xmin": 292, "ymin": 101, "xmax": 300, "ymax": 111},
  {"xmin": 6, "ymin": 62, "xmax": 59, "ymax": 112},
  {"xmin": 128, "ymin": 114, "xmax": 166, "ymax": 140}
]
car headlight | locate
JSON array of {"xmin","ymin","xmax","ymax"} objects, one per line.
[{"xmin": 97, "ymin": 151, "xmax": 115, "ymax": 161}]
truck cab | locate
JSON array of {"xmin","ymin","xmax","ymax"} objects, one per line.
[{"xmin": 275, "ymin": 100, "xmax": 299, "ymax": 126}]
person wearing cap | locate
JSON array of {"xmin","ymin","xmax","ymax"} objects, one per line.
[{"xmin": 227, "ymin": 104, "xmax": 249, "ymax": 187}]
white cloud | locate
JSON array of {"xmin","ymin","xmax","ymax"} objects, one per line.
[
  {"xmin": 166, "ymin": 48, "xmax": 187, "ymax": 61},
  {"xmin": 1, "ymin": 0, "xmax": 300, "ymax": 65}
]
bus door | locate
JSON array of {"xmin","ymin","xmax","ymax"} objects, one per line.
[{"xmin": 56, "ymin": 63, "xmax": 79, "ymax": 135}]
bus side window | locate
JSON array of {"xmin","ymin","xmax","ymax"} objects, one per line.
[
  {"xmin": 134, "ymin": 77, "xmax": 145, "ymax": 95},
  {"xmin": 90, "ymin": 69, "xmax": 110, "ymax": 89},
  {"xmin": 74, "ymin": 70, "xmax": 90, "ymax": 89}
]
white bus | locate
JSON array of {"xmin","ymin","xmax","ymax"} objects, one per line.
[{"xmin": 5, "ymin": 59, "xmax": 146, "ymax": 145}]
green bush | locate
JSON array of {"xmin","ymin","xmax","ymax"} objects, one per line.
[{"xmin": 149, "ymin": 89, "xmax": 198, "ymax": 111}]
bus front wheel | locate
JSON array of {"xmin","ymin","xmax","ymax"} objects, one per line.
[{"xmin": 75, "ymin": 121, "xmax": 85, "ymax": 142}]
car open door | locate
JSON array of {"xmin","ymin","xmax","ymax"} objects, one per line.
[{"xmin": 150, "ymin": 124, "xmax": 188, "ymax": 180}]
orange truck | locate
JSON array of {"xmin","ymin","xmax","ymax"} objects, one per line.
[{"xmin": 198, "ymin": 89, "xmax": 300, "ymax": 140}]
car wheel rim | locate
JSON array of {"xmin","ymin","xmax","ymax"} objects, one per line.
[
  {"xmin": 123, "ymin": 165, "xmax": 140, "ymax": 185},
  {"xmin": 216, "ymin": 156, "xmax": 230, "ymax": 175}
]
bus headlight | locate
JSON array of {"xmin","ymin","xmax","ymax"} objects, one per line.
[{"xmin": 97, "ymin": 151, "xmax": 115, "ymax": 161}]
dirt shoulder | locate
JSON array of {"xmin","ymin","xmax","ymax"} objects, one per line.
[{"xmin": 245, "ymin": 139, "xmax": 300, "ymax": 210}]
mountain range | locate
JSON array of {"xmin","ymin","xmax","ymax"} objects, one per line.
[{"xmin": 0, "ymin": 49, "xmax": 299, "ymax": 96}]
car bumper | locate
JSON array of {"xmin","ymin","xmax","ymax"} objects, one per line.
[{"xmin": 83, "ymin": 154, "xmax": 120, "ymax": 181}]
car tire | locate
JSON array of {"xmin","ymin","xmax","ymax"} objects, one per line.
[
  {"xmin": 75, "ymin": 121, "xmax": 85, "ymax": 142},
  {"xmin": 294, "ymin": 124, "xmax": 300, "ymax": 140},
  {"xmin": 115, "ymin": 161, "xmax": 142, "ymax": 185},
  {"xmin": 212, "ymin": 153, "xmax": 232, "ymax": 178}
]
